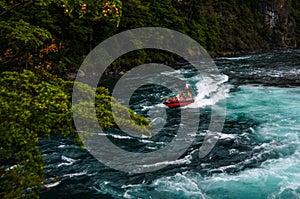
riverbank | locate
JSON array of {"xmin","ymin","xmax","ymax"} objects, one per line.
[{"xmin": 65, "ymin": 47, "xmax": 300, "ymax": 80}]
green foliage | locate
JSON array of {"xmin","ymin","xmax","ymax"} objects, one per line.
[
  {"xmin": 1, "ymin": 0, "xmax": 300, "ymax": 74},
  {"xmin": 0, "ymin": 19, "xmax": 52, "ymax": 47},
  {"xmin": 110, "ymin": 0, "xmax": 190, "ymax": 69},
  {"xmin": 1, "ymin": 0, "xmax": 299, "ymax": 73},
  {"xmin": 0, "ymin": 70, "xmax": 72, "ymax": 198},
  {"xmin": 71, "ymin": 80, "xmax": 151, "ymax": 135},
  {"xmin": 0, "ymin": 0, "xmax": 122, "ymax": 72},
  {"xmin": 0, "ymin": 70, "xmax": 150, "ymax": 198}
]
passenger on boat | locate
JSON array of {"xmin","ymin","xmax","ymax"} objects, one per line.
[
  {"xmin": 184, "ymin": 85, "xmax": 193, "ymax": 98},
  {"xmin": 179, "ymin": 92, "xmax": 186, "ymax": 100}
]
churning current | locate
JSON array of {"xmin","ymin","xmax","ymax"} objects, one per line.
[{"xmin": 40, "ymin": 49, "xmax": 300, "ymax": 199}]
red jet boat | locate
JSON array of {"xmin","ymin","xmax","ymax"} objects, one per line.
[
  {"xmin": 163, "ymin": 97, "xmax": 194, "ymax": 108},
  {"xmin": 163, "ymin": 85, "xmax": 194, "ymax": 108}
]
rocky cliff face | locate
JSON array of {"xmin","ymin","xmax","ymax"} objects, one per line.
[
  {"xmin": 214, "ymin": 0, "xmax": 298, "ymax": 56},
  {"xmin": 259, "ymin": 0, "xmax": 296, "ymax": 48}
]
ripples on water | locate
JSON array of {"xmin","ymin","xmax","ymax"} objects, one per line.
[{"xmin": 40, "ymin": 49, "xmax": 300, "ymax": 198}]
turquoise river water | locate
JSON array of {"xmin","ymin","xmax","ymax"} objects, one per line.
[{"xmin": 40, "ymin": 49, "xmax": 300, "ymax": 198}]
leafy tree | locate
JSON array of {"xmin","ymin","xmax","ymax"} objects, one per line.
[
  {"xmin": 0, "ymin": 0, "xmax": 122, "ymax": 72},
  {"xmin": 108, "ymin": 0, "xmax": 191, "ymax": 71},
  {"xmin": 0, "ymin": 70, "xmax": 72, "ymax": 198},
  {"xmin": 0, "ymin": 70, "xmax": 150, "ymax": 198},
  {"xmin": 0, "ymin": 3, "xmax": 158, "ymax": 197}
]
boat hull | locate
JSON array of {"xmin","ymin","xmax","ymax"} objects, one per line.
[{"xmin": 163, "ymin": 99, "xmax": 194, "ymax": 108}]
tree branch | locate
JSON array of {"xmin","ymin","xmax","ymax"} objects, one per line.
[{"xmin": 0, "ymin": 0, "xmax": 31, "ymax": 17}]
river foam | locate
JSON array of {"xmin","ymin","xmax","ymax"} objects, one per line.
[{"xmin": 41, "ymin": 49, "xmax": 300, "ymax": 198}]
